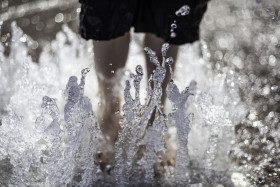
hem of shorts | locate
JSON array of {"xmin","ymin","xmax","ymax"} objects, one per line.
[
  {"xmin": 80, "ymin": 27, "xmax": 199, "ymax": 45},
  {"xmin": 133, "ymin": 28, "xmax": 199, "ymax": 45},
  {"xmin": 80, "ymin": 27, "xmax": 131, "ymax": 41}
]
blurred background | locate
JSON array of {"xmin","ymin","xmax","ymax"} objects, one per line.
[
  {"xmin": 1, "ymin": 0, "xmax": 79, "ymax": 61},
  {"xmin": 1, "ymin": 0, "xmax": 280, "ymax": 186}
]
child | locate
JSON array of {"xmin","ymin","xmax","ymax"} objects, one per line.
[{"xmin": 79, "ymin": 0, "xmax": 209, "ymax": 141}]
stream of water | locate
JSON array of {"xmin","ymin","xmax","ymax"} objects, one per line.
[{"xmin": 0, "ymin": 0, "xmax": 280, "ymax": 186}]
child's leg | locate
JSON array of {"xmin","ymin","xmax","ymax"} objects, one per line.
[
  {"xmin": 93, "ymin": 32, "xmax": 130, "ymax": 141},
  {"xmin": 144, "ymin": 33, "xmax": 178, "ymax": 105},
  {"xmin": 144, "ymin": 33, "xmax": 179, "ymax": 169}
]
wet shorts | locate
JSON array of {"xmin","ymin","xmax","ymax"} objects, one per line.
[{"xmin": 79, "ymin": 0, "xmax": 209, "ymax": 45}]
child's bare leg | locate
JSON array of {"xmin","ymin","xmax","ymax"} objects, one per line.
[
  {"xmin": 144, "ymin": 33, "xmax": 178, "ymax": 105},
  {"xmin": 93, "ymin": 32, "xmax": 130, "ymax": 142},
  {"xmin": 144, "ymin": 33, "xmax": 179, "ymax": 169}
]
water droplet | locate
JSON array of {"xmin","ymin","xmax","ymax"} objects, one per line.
[
  {"xmin": 106, "ymin": 165, "xmax": 112, "ymax": 170},
  {"xmin": 109, "ymin": 63, "xmax": 112, "ymax": 66},
  {"xmin": 55, "ymin": 13, "xmax": 64, "ymax": 23},
  {"xmin": 165, "ymin": 57, "xmax": 174, "ymax": 66},
  {"xmin": 20, "ymin": 36, "xmax": 26, "ymax": 43},
  {"xmin": 161, "ymin": 43, "xmax": 170, "ymax": 57},
  {"xmin": 170, "ymin": 32, "xmax": 176, "ymax": 38},
  {"xmin": 175, "ymin": 5, "xmax": 190, "ymax": 16},
  {"xmin": 76, "ymin": 8, "xmax": 81, "ymax": 13},
  {"xmin": 171, "ymin": 23, "xmax": 178, "ymax": 29},
  {"xmin": 119, "ymin": 118, "xmax": 124, "ymax": 124},
  {"xmin": 144, "ymin": 47, "xmax": 156, "ymax": 57},
  {"xmin": 81, "ymin": 67, "xmax": 90, "ymax": 77},
  {"xmin": 136, "ymin": 65, "xmax": 143, "ymax": 75}
]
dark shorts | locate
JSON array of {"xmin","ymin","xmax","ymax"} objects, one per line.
[{"xmin": 79, "ymin": 0, "xmax": 209, "ymax": 45}]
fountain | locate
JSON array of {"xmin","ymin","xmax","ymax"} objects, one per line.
[
  {"xmin": 0, "ymin": 21, "xmax": 243, "ymax": 186},
  {"xmin": 1, "ymin": 0, "xmax": 280, "ymax": 186}
]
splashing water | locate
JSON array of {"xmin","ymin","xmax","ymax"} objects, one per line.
[
  {"xmin": 2, "ymin": 0, "xmax": 280, "ymax": 186},
  {"xmin": 114, "ymin": 43, "xmax": 193, "ymax": 186},
  {"xmin": 0, "ymin": 23, "xmax": 103, "ymax": 185},
  {"xmin": 176, "ymin": 5, "xmax": 191, "ymax": 16},
  {"xmin": 170, "ymin": 5, "xmax": 190, "ymax": 39},
  {"xmin": 0, "ymin": 22, "xmax": 101, "ymax": 186},
  {"xmin": 0, "ymin": 22, "xmax": 251, "ymax": 186}
]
